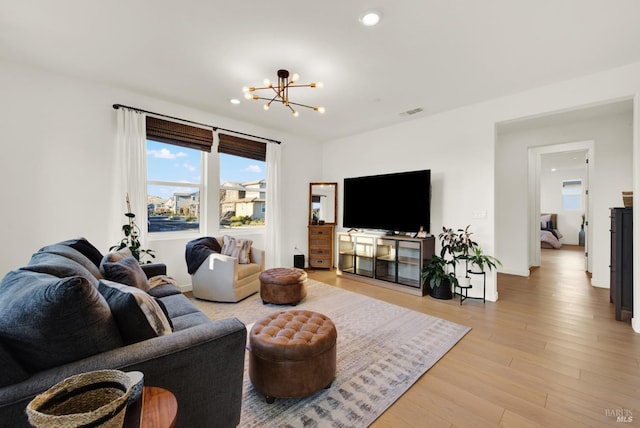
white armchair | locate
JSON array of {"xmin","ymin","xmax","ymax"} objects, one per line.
[{"xmin": 190, "ymin": 239, "xmax": 265, "ymax": 303}]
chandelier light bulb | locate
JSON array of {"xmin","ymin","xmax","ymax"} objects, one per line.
[
  {"xmin": 244, "ymin": 92, "xmax": 253, "ymax": 100},
  {"xmin": 292, "ymin": 110, "xmax": 299, "ymax": 117},
  {"xmin": 263, "ymin": 103, "xmax": 270, "ymax": 110},
  {"xmin": 316, "ymin": 107, "xmax": 326, "ymax": 114},
  {"xmin": 291, "ymin": 73, "xmax": 300, "ymax": 82},
  {"xmin": 242, "ymin": 86, "xmax": 249, "ymax": 92},
  {"xmin": 263, "ymin": 78, "xmax": 271, "ymax": 86}
]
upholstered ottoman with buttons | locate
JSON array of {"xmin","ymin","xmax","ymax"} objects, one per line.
[
  {"xmin": 259, "ymin": 267, "xmax": 308, "ymax": 305},
  {"xmin": 249, "ymin": 310, "xmax": 337, "ymax": 403}
]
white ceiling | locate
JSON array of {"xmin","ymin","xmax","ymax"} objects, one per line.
[{"xmin": 1, "ymin": 1, "xmax": 640, "ymax": 142}]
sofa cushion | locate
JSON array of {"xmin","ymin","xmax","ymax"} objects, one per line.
[
  {"xmin": 24, "ymin": 251, "xmax": 99, "ymax": 288},
  {"xmin": 67, "ymin": 237, "xmax": 104, "ymax": 269},
  {"xmin": 36, "ymin": 243, "xmax": 103, "ymax": 279},
  {"xmin": 237, "ymin": 262, "xmax": 262, "ymax": 280},
  {"xmin": 0, "ymin": 339, "xmax": 29, "ymax": 387},
  {"xmin": 100, "ymin": 253, "xmax": 150, "ymax": 291},
  {"xmin": 147, "ymin": 282, "xmax": 182, "ymax": 298},
  {"xmin": 98, "ymin": 280, "xmax": 173, "ymax": 345},
  {"xmin": 221, "ymin": 235, "xmax": 252, "ymax": 264},
  {"xmin": 159, "ymin": 293, "xmax": 202, "ymax": 319},
  {"xmin": 0, "ymin": 269, "xmax": 123, "ymax": 373},
  {"xmin": 49, "ymin": 237, "xmax": 104, "ymax": 270}
]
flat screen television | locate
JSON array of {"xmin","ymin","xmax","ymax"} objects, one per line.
[{"xmin": 343, "ymin": 169, "xmax": 431, "ymax": 234}]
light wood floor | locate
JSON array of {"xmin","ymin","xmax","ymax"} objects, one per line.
[{"xmin": 307, "ymin": 246, "xmax": 639, "ymax": 427}]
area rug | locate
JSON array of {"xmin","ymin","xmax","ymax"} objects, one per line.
[{"xmin": 191, "ymin": 280, "xmax": 470, "ymax": 427}]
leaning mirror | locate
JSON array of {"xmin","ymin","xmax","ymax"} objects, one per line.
[{"xmin": 309, "ymin": 182, "xmax": 337, "ymax": 225}]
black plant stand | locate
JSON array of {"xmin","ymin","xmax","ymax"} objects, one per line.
[{"xmin": 455, "ymin": 271, "xmax": 486, "ymax": 305}]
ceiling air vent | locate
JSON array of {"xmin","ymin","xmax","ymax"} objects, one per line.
[{"xmin": 399, "ymin": 107, "xmax": 423, "ymax": 117}]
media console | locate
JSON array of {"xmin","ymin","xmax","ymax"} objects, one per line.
[{"xmin": 336, "ymin": 232, "xmax": 435, "ymax": 296}]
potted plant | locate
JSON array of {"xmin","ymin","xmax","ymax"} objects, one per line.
[
  {"xmin": 467, "ymin": 247, "xmax": 501, "ymax": 273},
  {"xmin": 421, "ymin": 255, "xmax": 457, "ymax": 299},
  {"xmin": 110, "ymin": 194, "xmax": 155, "ymax": 264},
  {"xmin": 439, "ymin": 225, "xmax": 478, "ymax": 287}
]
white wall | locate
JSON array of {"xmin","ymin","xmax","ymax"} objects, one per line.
[
  {"xmin": 497, "ymin": 112, "xmax": 632, "ymax": 286},
  {"xmin": 0, "ymin": 60, "xmax": 323, "ymax": 287},
  {"xmin": 322, "ymin": 61, "xmax": 640, "ymax": 306}
]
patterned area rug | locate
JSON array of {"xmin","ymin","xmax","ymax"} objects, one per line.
[{"xmin": 191, "ymin": 279, "xmax": 470, "ymax": 427}]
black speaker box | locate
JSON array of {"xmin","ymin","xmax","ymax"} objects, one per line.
[{"xmin": 293, "ymin": 254, "xmax": 305, "ymax": 269}]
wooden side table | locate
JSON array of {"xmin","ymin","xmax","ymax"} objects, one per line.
[{"xmin": 124, "ymin": 386, "xmax": 178, "ymax": 428}]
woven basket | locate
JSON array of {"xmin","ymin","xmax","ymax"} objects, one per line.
[{"xmin": 26, "ymin": 370, "xmax": 133, "ymax": 428}]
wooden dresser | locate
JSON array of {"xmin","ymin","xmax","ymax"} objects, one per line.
[
  {"xmin": 308, "ymin": 225, "xmax": 334, "ymax": 269},
  {"xmin": 610, "ymin": 207, "xmax": 633, "ymax": 321}
]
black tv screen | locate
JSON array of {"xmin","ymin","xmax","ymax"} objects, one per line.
[{"xmin": 343, "ymin": 169, "xmax": 431, "ymax": 234}]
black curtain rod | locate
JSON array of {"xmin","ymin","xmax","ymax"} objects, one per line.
[{"xmin": 112, "ymin": 103, "xmax": 282, "ymax": 144}]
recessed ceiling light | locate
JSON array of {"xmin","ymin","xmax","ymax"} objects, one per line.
[
  {"xmin": 359, "ymin": 11, "xmax": 381, "ymax": 27},
  {"xmin": 229, "ymin": 98, "xmax": 240, "ymax": 105}
]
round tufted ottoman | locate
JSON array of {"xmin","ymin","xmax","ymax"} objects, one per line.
[
  {"xmin": 259, "ymin": 267, "xmax": 308, "ymax": 305},
  {"xmin": 249, "ymin": 310, "xmax": 337, "ymax": 403}
]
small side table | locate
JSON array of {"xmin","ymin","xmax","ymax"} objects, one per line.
[
  {"xmin": 124, "ymin": 386, "xmax": 178, "ymax": 428},
  {"xmin": 455, "ymin": 271, "xmax": 486, "ymax": 305}
]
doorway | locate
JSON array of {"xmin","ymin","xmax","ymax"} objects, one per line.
[
  {"xmin": 539, "ymin": 149, "xmax": 589, "ymax": 271},
  {"xmin": 528, "ymin": 141, "xmax": 594, "ymax": 275}
]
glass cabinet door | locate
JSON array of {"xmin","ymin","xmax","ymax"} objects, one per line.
[
  {"xmin": 397, "ymin": 240, "xmax": 422, "ymax": 288},
  {"xmin": 354, "ymin": 236, "xmax": 374, "ymax": 277},
  {"xmin": 375, "ymin": 239, "xmax": 396, "ymax": 282},
  {"xmin": 338, "ymin": 234, "xmax": 354, "ymax": 274}
]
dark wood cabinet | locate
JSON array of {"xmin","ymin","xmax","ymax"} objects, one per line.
[{"xmin": 610, "ymin": 207, "xmax": 633, "ymax": 321}]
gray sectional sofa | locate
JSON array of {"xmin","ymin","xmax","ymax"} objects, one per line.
[{"xmin": 0, "ymin": 238, "xmax": 246, "ymax": 428}]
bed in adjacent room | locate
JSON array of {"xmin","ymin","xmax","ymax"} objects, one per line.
[{"xmin": 540, "ymin": 213, "xmax": 563, "ymax": 249}]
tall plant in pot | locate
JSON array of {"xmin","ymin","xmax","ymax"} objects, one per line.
[
  {"xmin": 110, "ymin": 194, "xmax": 155, "ymax": 264},
  {"xmin": 439, "ymin": 225, "xmax": 478, "ymax": 287}
]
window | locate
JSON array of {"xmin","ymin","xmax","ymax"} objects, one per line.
[
  {"xmin": 218, "ymin": 134, "xmax": 267, "ymax": 229},
  {"xmin": 562, "ymin": 179, "xmax": 582, "ymax": 211},
  {"xmin": 145, "ymin": 117, "xmax": 213, "ymax": 234},
  {"xmin": 147, "ymin": 140, "xmax": 203, "ymax": 232}
]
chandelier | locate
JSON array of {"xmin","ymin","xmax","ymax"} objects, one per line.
[{"xmin": 243, "ymin": 69, "xmax": 325, "ymax": 117}]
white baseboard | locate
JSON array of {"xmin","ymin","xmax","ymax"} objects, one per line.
[
  {"xmin": 498, "ymin": 268, "xmax": 530, "ymax": 277},
  {"xmin": 590, "ymin": 275, "xmax": 609, "ymax": 288}
]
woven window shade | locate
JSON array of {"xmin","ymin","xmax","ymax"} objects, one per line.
[
  {"xmin": 218, "ymin": 133, "xmax": 266, "ymax": 161},
  {"xmin": 146, "ymin": 116, "xmax": 213, "ymax": 152}
]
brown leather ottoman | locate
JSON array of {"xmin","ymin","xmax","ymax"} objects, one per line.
[
  {"xmin": 249, "ymin": 310, "xmax": 337, "ymax": 403},
  {"xmin": 259, "ymin": 267, "xmax": 308, "ymax": 305}
]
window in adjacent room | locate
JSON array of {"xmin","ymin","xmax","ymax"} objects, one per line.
[
  {"xmin": 146, "ymin": 117, "xmax": 212, "ymax": 234},
  {"xmin": 562, "ymin": 179, "xmax": 582, "ymax": 211},
  {"xmin": 218, "ymin": 133, "xmax": 267, "ymax": 229}
]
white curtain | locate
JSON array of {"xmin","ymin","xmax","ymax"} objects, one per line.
[
  {"xmin": 265, "ymin": 142, "xmax": 282, "ymax": 268},
  {"xmin": 114, "ymin": 108, "xmax": 149, "ymax": 248}
]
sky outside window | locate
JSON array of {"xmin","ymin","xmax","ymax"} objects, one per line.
[{"xmin": 146, "ymin": 141, "xmax": 265, "ymax": 198}]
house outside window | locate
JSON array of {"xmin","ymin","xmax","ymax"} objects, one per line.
[
  {"xmin": 562, "ymin": 179, "xmax": 582, "ymax": 211},
  {"xmin": 147, "ymin": 140, "xmax": 203, "ymax": 233},
  {"xmin": 217, "ymin": 133, "xmax": 267, "ymax": 229},
  {"xmin": 219, "ymin": 154, "xmax": 266, "ymax": 228}
]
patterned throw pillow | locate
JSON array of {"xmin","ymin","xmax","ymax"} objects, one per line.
[
  {"xmin": 100, "ymin": 252, "xmax": 150, "ymax": 291},
  {"xmin": 221, "ymin": 235, "xmax": 253, "ymax": 264},
  {"xmin": 98, "ymin": 280, "xmax": 173, "ymax": 345}
]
